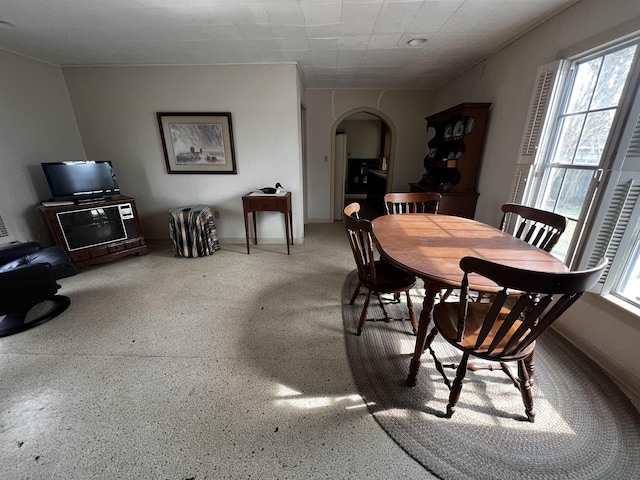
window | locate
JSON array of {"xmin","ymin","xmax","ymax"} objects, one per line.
[
  {"xmin": 526, "ymin": 42, "xmax": 637, "ymax": 263},
  {"xmin": 513, "ymin": 34, "xmax": 640, "ymax": 308},
  {"xmin": 600, "ymin": 177, "xmax": 640, "ymax": 305}
]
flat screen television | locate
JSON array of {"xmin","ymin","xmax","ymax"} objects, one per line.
[{"xmin": 41, "ymin": 161, "xmax": 120, "ymax": 202}]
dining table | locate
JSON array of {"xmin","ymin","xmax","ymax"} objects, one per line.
[{"xmin": 371, "ymin": 213, "xmax": 569, "ymax": 386}]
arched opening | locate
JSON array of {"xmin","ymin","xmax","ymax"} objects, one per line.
[{"xmin": 330, "ymin": 108, "xmax": 396, "ymax": 221}]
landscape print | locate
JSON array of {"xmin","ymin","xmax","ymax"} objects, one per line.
[
  {"xmin": 157, "ymin": 112, "xmax": 237, "ymax": 174},
  {"xmin": 169, "ymin": 122, "xmax": 226, "ymax": 165}
]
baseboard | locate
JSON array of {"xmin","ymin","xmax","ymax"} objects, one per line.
[
  {"xmin": 552, "ymin": 324, "xmax": 640, "ymax": 407},
  {"xmin": 146, "ymin": 237, "xmax": 304, "ymax": 246},
  {"xmin": 306, "ymin": 218, "xmax": 332, "ymax": 223},
  {"xmin": 221, "ymin": 237, "xmax": 303, "ymax": 245},
  {"xmin": 145, "ymin": 238, "xmax": 171, "ymax": 246}
]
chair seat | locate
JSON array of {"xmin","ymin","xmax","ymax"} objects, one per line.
[
  {"xmin": 365, "ymin": 260, "xmax": 416, "ymax": 291},
  {"xmin": 434, "ymin": 301, "xmax": 535, "ymax": 361}
]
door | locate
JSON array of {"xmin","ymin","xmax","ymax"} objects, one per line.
[{"xmin": 334, "ymin": 133, "xmax": 347, "ymax": 219}]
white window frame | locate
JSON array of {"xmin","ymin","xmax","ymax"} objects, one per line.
[{"xmin": 511, "ymin": 33, "xmax": 640, "ymax": 310}]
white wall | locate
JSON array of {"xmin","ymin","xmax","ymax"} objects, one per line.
[
  {"xmin": 433, "ymin": 0, "xmax": 640, "ymax": 399},
  {"xmin": 305, "ymin": 89, "xmax": 433, "ymax": 222},
  {"xmin": 0, "ymin": 49, "xmax": 86, "ymax": 243},
  {"xmin": 341, "ymin": 120, "xmax": 382, "ymax": 159},
  {"xmin": 62, "ymin": 64, "xmax": 303, "ymax": 244}
]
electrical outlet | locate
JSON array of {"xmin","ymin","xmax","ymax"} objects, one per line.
[{"xmin": 214, "ymin": 210, "xmax": 220, "ymax": 218}]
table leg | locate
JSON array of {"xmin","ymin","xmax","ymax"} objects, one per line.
[
  {"xmin": 407, "ymin": 286, "xmax": 438, "ymax": 387},
  {"xmin": 244, "ymin": 211, "xmax": 251, "ymax": 254},
  {"xmin": 288, "ymin": 209, "xmax": 293, "ymax": 246},
  {"xmin": 284, "ymin": 212, "xmax": 290, "ymax": 255},
  {"xmin": 252, "ymin": 212, "xmax": 258, "ymax": 245}
]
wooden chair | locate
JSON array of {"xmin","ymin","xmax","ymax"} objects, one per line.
[
  {"xmin": 384, "ymin": 192, "xmax": 443, "ymax": 300},
  {"xmin": 469, "ymin": 203, "xmax": 569, "ymax": 303},
  {"xmin": 425, "ymin": 256, "xmax": 607, "ymax": 422},
  {"xmin": 384, "ymin": 192, "xmax": 442, "ymax": 215},
  {"xmin": 500, "ymin": 203, "xmax": 567, "ymax": 253},
  {"xmin": 343, "ymin": 203, "xmax": 418, "ymax": 336}
]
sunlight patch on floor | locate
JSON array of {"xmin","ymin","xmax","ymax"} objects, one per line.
[
  {"xmin": 420, "ymin": 393, "xmax": 576, "ymax": 434},
  {"xmin": 274, "ymin": 384, "xmax": 364, "ymax": 410}
]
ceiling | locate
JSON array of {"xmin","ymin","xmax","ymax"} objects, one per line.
[{"xmin": 0, "ymin": 0, "xmax": 581, "ymax": 90}]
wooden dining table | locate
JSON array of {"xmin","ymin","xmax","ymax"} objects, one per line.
[{"xmin": 371, "ymin": 213, "xmax": 569, "ymax": 386}]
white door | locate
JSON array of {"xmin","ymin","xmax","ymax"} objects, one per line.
[{"xmin": 334, "ymin": 133, "xmax": 347, "ymax": 219}]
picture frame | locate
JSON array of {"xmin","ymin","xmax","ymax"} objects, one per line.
[{"xmin": 157, "ymin": 112, "xmax": 237, "ymax": 174}]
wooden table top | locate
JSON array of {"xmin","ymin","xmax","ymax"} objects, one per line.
[{"xmin": 371, "ymin": 214, "xmax": 569, "ymax": 292}]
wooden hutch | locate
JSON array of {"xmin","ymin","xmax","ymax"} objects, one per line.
[{"xmin": 410, "ymin": 102, "xmax": 491, "ymax": 218}]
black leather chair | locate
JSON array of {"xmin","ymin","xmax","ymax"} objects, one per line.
[{"xmin": 0, "ymin": 242, "xmax": 77, "ymax": 337}]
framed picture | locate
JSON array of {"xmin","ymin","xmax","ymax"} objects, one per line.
[{"xmin": 157, "ymin": 112, "xmax": 237, "ymax": 174}]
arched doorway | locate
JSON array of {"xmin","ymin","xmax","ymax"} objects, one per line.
[{"xmin": 331, "ymin": 108, "xmax": 395, "ymax": 221}]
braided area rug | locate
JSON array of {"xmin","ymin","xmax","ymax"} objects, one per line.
[{"xmin": 342, "ymin": 271, "xmax": 640, "ymax": 480}]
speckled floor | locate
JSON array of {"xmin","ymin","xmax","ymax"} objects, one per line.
[{"xmin": 0, "ymin": 223, "xmax": 433, "ymax": 480}]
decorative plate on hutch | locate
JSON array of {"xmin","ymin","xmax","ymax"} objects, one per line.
[
  {"xmin": 444, "ymin": 124, "xmax": 453, "ymax": 139},
  {"xmin": 465, "ymin": 116, "xmax": 475, "ymax": 134},
  {"xmin": 453, "ymin": 120, "xmax": 464, "ymax": 137}
]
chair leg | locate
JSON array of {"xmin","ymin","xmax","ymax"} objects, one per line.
[
  {"xmin": 524, "ymin": 351, "xmax": 536, "ymax": 386},
  {"xmin": 446, "ymin": 352, "xmax": 469, "ymax": 418},
  {"xmin": 377, "ymin": 292, "xmax": 391, "ymax": 322},
  {"xmin": 423, "ymin": 325, "xmax": 438, "ymax": 352},
  {"xmin": 425, "ymin": 327, "xmax": 453, "ymax": 390},
  {"xmin": 499, "ymin": 362, "xmax": 521, "ymax": 389},
  {"xmin": 405, "ymin": 290, "xmax": 418, "ymax": 335},
  {"xmin": 357, "ymin": 290, "xmax": 372, "ymax": 336},
  {"xmin": 350, "ymin": 282, "xmax": 362, "ymax": 305},
  {"xmin": 517, "ymin": 359, "xmax": 536, "ymax": 422}
]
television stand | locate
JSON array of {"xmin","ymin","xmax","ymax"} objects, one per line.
[
  {"xmin": 38, "ymin": 195, "xmax": 149, "ymax": 270},
  {"xmin": 41, "ymin": 200, "xmax": 74, "ymax": 207},
  {"xmin": 76, "ymin": 196, "xmax": 106, "ymax": 204}
]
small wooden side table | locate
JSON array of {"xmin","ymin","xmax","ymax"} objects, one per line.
[{"xmin": 242, "ymin": 191, "xmax": 293, "ymax": 254}]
